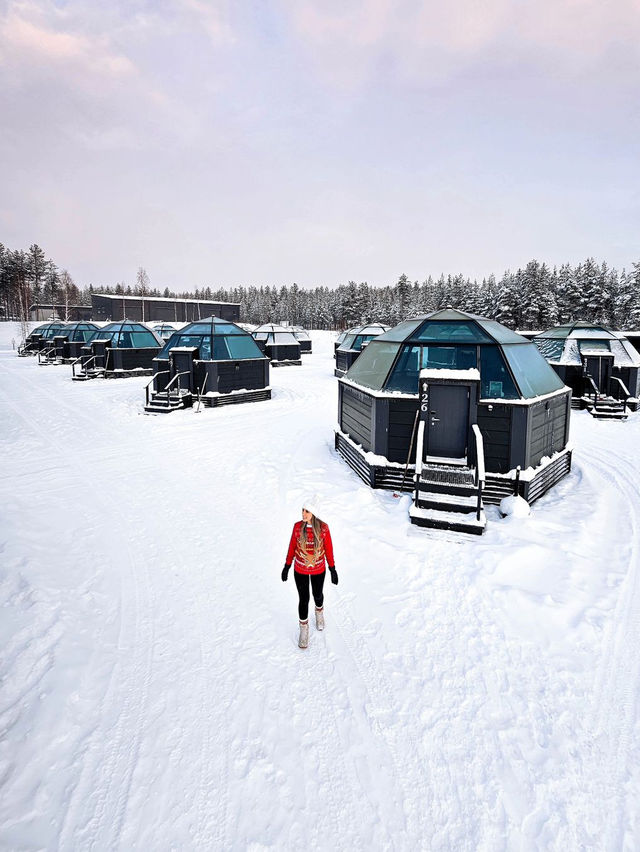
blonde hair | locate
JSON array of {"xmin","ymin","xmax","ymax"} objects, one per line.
[{"xmin": 297, "ymin": 514, "xmax": 325, "ymax": 566}]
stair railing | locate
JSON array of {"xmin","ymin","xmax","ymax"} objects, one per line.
[
  {"xmin": 146, "ymin": 370, "xmax": 190, "ymax": 407},
  {"xmin": 38, "ymin": 345, "xmax": 57, "ymax": 364},
  {"xmin": 609, "ymin": 376, "xmax": 630, "ymax": 412},
  {"xmin": 584, "ymin": 374, "xmax": 599, "ymax": 405},
  {"xmin": 145, "ymin": 370, "xmax": 170, "ymax": 407},
  {"xmin": 471, "ymin": 424, "xmax": 485, "ymax": 522},
  {"xmin": 72, "ymin": 354, "xmax": 103, "ymax": 379}
]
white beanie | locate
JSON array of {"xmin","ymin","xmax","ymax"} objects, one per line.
[{"xmin": 302, "ymin": 494, "xmax": 322, "ymax": 520}]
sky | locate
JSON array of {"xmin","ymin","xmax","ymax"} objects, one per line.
[{"xmin": 1, "ymin": 0, "xmax": 639, "ymax": 291}]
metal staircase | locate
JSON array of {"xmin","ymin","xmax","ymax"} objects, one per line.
[
  {"xmin": 583, "ymin": 375, "xmax": 630, "ymax": 420},
  {"xmin": 409, "ymin": 423, "xmax": 487, "ymax": 535}
]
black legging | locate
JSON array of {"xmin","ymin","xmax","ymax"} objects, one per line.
[{"xmin": 294, "ymin": 570, "xmax": 325, "ymax": 621}]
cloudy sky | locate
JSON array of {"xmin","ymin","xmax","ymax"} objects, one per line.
[{"xmin": 1, "ymin": 0, "xmax": 639, "ymax": 290}]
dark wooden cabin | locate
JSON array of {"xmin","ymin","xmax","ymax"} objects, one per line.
[
  {"xmin": 335, "ymin": 323, "xmax": 390, "ymax": 377},
  {"xmin": 145, "ymin": 317, "xmax": 270, "ymax": 413},
  {"xmin": 533, "ymin": 322, "xmax": 640, "ymax": 419},
  {"xmin": 72, "ymin": 322, "xmax": 162, "ymax": 380},
  {"xmin": 335, "ymin": 309, "xmax": 572, "ymax": 534}
]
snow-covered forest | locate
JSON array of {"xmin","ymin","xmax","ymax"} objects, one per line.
[{"xmin": 2, "ymin": 244, "xmax": 639, "ymax": 331}]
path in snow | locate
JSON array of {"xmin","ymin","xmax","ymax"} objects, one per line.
[{"xmin": 1, "ymin": 326, "xmax": 639, "ymax": 850}]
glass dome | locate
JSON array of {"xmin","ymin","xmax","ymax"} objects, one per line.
[
  {"xmin": 251, "ymin": 324, "xmax": 300, "ymax": 347},
  {"xmin": 338, "ymin": 323, "xmax": 390, "ymax": 352},
  {"xmin": 86, "ymin": 321, "xmax": 162, "ymax": 349},
  {"xmin": 159, "ymin": 317, "xmax": 265, "ymax": 360},
  {"xmin": 345, "ymin": 309, "xmax": 565, "ymax": 400},
  {"xmin": 151, "ymin": 322, "xmax": 178, "ymax": 340},
  {"xmin": 533, "ymin": 322, "xmax": 640, "ymax": 367},
  {"xmin": 290, "ymin": 326, "xmax": 311, "ymax": 342},
  {"xmin": 335, "ymin": 327, "xmax": 359, "ymax": 347},
  {"xmin": 32, "ymin": 321, "xmax": 68, "ymax": 339},
  {"xmin": 58, "ymin": 322, "xmax": 100, "ymax": 342}
]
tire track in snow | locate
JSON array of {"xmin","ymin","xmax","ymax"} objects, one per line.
[
  {"xmin": 576, "ymin": 441, "xmax": 640, "ymax": 849},
  {"xmin": 57, "ymin": 493, "xmax": 155, "ymax": 851}
]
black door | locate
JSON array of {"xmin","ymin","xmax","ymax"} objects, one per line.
[
  {"xmin": 426, "ymin": 384, "xmax": 470, "ymax": 459},
  {"xmin": 585, "ymin": 356, "xmax": 612, "ymax": 392}
]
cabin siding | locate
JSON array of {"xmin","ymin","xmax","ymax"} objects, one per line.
[
  {"xmin": 477, "ymin": 404, "xmax": 512, "ymax": 473},
  {"xmin": 387, "ymin": 398, "xmax": 420, "ymax": 463},
  {"xmin": 526, "ymin": 391, "xmax": 571, "ymax": 468},
  {"xmin": 339, "ymin": 384, "xmax": 374, "ymax": 451}
]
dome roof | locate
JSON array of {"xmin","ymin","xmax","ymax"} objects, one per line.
[
  {"xmin": 533, "ymin": 322, "xmax": 640, "ymax": 366},
  {"xmin": 151, "ymin": 322, "xmax": 178, "ymax": 340},
  {"xmin": 251, "ymin": 324, "xmax": 300, "ymax": 345},
  {"xmin": 159, "ymin": 316, "xmax": 265, "ymax": 361},
  {"xmin": 87, "ymin": 321, "xmax": 162, "ymax": 349},
  {"xmin": 338, "ymin": 323, "xmax": 390, "ymax": 352},
  {"xmin": 345, "ymin": 309, "xmax": 565, "ymax": 400},
  {"xmin": 289, "ymin": 326, "xmax": 311, "ymax": 341},
  {"xmin": 32, "ymin": 321, "xmax": 68, "ymax": 339},
  {"xmin": 58, "ymin": 322, "xmax": 100, "ymax": 342}
]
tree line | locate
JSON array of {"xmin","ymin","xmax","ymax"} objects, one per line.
[{"xmin": 2, "ymin": 243, "xmax": 639, "ymax": 331}]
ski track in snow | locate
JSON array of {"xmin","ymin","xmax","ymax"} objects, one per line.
[{"xmin": 2, "ymin": 332, "xmax": 640, "ymax": 850}]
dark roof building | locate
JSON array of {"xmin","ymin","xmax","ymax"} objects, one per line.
[
  {"xmin": 29, "ymin": 304, "xmax": 92, "ymax": 322},
  {"xmin": 336, "ymin": 309, "xmax": 572, "ymax": 533},
  {"xmin": 91, "ymin": 293, "xmax": 240, "ymax": 323},
  {"xmin": 145, "ymin": 317, "xmax": 270, "ymax": 413}
]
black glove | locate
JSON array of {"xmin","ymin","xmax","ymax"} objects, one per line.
[
  {"xmin": 281, "ymin": 564, "xmax": 290, "ymax": 582},
  {"xmin": 329, "ymin": 566, "xmax": 338, "ymax": 586}
]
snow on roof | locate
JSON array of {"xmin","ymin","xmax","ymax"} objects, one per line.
[{"xmin": 94, "ymin": 293, "xmax": 240, "ymax": 306}]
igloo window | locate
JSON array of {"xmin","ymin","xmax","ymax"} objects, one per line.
[
  {"xmin": 346, "ymin": 341, "xmax": 399, "ymax": 390},
  {"xmin": 479, "ymin": 346, "xmax": 519, "ymax": 399}
]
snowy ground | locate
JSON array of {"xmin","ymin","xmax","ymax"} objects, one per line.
[{"xmin": 1, "ymin": 322, "xmax": 639, "ymax": 851}]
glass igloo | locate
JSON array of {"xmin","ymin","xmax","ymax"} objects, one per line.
[
  {"xmin": 289, "ymin": 326, "xmax": 312, "ymax": 354},
  {"xmin": 19, "ymin": 321, "xmax": 68, "ymax": 355},
  {"xmin": 38, "ymin": 322, "xmax": 100, "ymax": 363},
  {"xmin": 251, "ymin": 324, "xmax": 302, "ymax": 365},
  {"xmin": 73, "ymin": 322, "xmax": 162, "ymax": 380},
  {"xmin": 334, "ymin": 323, "xmax": 390, "ymax": 377},
  {"xmin": 151, "ymin": 322, "xmax": 178, "ymax": 340},
  {"xmin": 336, "ymin": 309, "xmax": 572, "ymax": 510},
  {"xmin": 145, "ymin": 317, "xmax": 270, "ymax": 412},
  {"xmin": 533, "ymin": 322, "xmax": 640, "ymax": 406}
]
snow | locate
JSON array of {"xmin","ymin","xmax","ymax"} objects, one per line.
[
  {"xmin": 419, "ymin": 367, "xmax": 481, "ymax": 381},
  {"xmin": 500, "ymin": 495, "xmax": 531, "ymax": 518},
  {"xmin": 1, "ymin": 322, "xmax": 640, "ymax": 849}
]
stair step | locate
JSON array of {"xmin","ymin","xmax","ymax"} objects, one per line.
[
  {"xmin": 409, "ymin": 504, "xmax": 486, "ymax": 535},
  {"xmin": 419, "ymin": 480, "xmax": 477, "ymax": 497},
  {"xmin": 417, "ymin": 491, "xmax": 480, "ymax": 513}
]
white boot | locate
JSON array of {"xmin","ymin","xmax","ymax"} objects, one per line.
[
  {"xmin": 315, "ymin": 607, "xmax": 325, "ymax": 631},
  {"xmin": 298, "ymin": 620, "xmax": 309, "ymax": 649}
]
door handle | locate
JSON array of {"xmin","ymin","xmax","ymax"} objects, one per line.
[{"xmin": 430, "ymin": 417, "xmax": 440, "ymax": 424}]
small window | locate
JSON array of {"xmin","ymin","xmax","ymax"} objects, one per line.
[
  {"xmin": 414, "ymin": 321, "xmax": 492, "ymax": 344},
  {"xmin": 480, "ymin": 346, "xmax": 519, "ymax": 399},
  {"xmin": 386, "ymin": 345, "xmax": 421, "ymax": 392}
]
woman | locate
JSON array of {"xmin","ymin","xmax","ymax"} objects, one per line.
[{"xmin": 282, "ymin": 495, "xmax": 338, "ymax": 649}]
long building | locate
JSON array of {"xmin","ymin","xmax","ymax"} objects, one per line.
[{"xmin": 91, "ymin": 294, "xmax": 240, "ymax": 323}]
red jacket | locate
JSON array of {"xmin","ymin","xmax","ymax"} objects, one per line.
[{"xmin": 286, "ymin": 520, "xmax": 335, "ymax": 575}]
